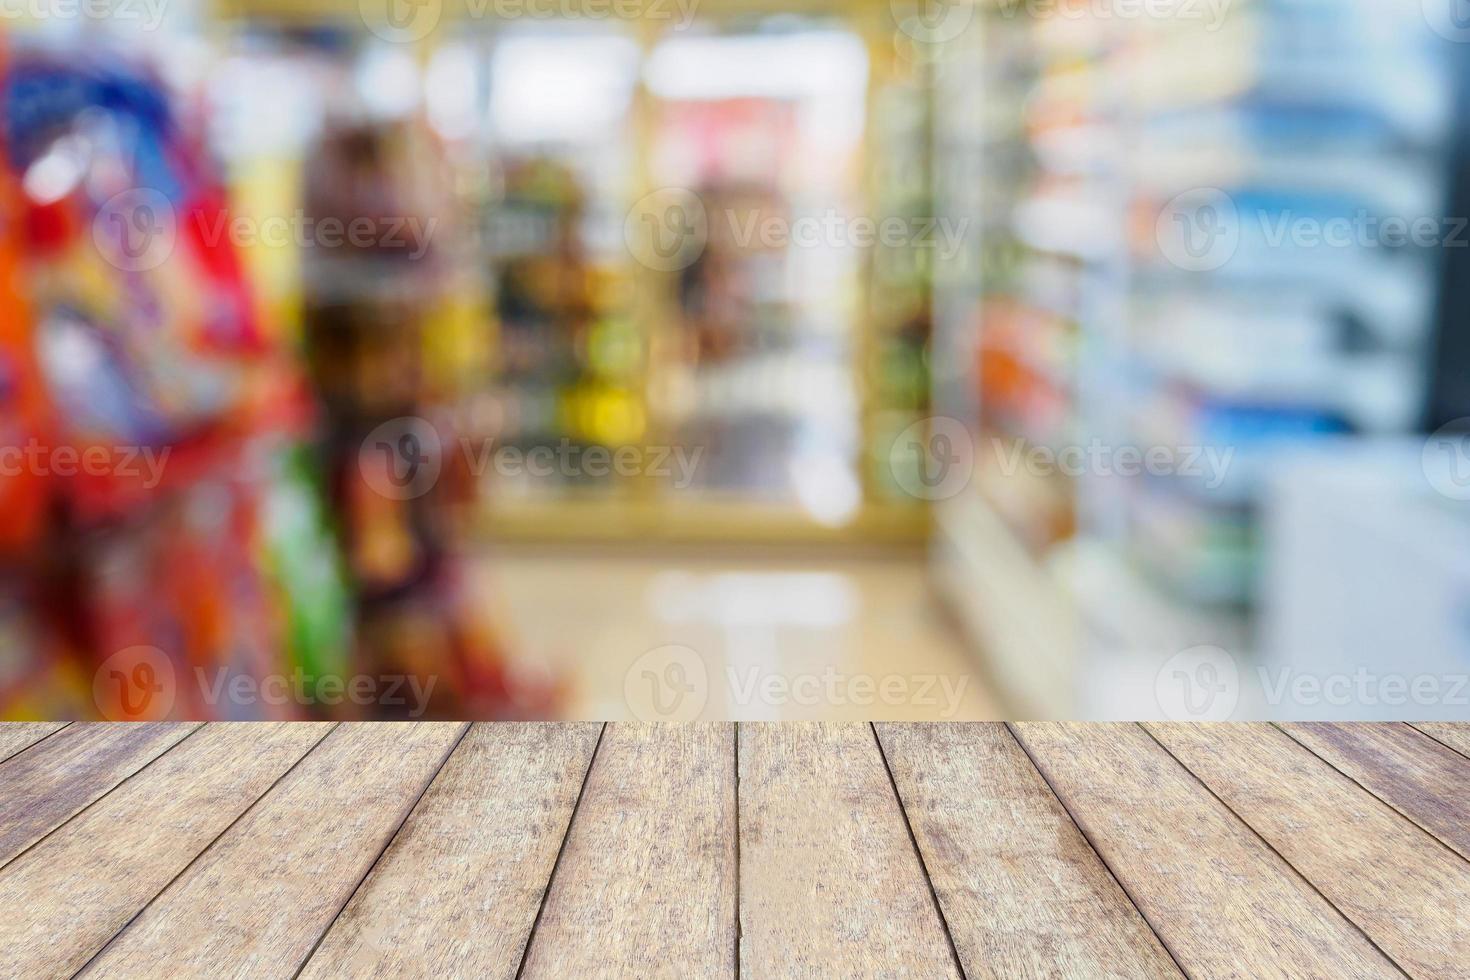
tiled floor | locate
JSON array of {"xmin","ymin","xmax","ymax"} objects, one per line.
[
  {"xmin": 3, "ymin": 722, "xmax": 1469, "ymax": 978},
  {"xmin": 482, "ymin": 549, "xmax": 1003, "ymax": 720}
]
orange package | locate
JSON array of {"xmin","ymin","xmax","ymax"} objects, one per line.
[{"xmin": 0, "ymin": 153, "xmax": 54, "ymax": 557}]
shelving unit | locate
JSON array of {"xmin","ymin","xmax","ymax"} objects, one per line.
[
  {"xmin": 932, "ymin": 1, "xmax": 1454, "ymax": 716},
  {"xmin": 209, "ymin": 0, "xmax": 933, "ymax": 545}
]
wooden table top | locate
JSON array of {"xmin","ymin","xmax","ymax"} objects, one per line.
[{"xmin": 1, "ymin": 722, "xmax": 1468, "ymax": 978}]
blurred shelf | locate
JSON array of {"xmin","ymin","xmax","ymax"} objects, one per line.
[{"xmin": 931, "ymin": 489, "xmax": 1074, "ymax": 719}]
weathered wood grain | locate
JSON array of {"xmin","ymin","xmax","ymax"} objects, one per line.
[
  {"xmin": 0, "ymin": 721, "xmax": 333, "ymax": 978},
  {"xmin": 1281, "ymin": 722, "xmax": 1470, "ymax": 861},
  {"xmin": 518, "ymin": 723, "xmax": 736, "ymax": 979},
  {"xmin": 0, "ymin": 722, "xmax": 68, "ymax": 764},
  {"xmin": 1012, "ymin": 723, "xmax": 1402, "ymax": 980},
  {"xmin": 877, "ymin": 723, "xmax": 1181, "ymax": 979},
  {"xmin": 78, "ymin": 722, "xmax": 466, "ymax": 978},
  {"xmin": 6, "ymin": 721, "xmax": 1468, "ymax": 978},
  {"xmin": 0, "ymin": 722, "xmax": 200, "ymax": 869},
  {"xmin": 299, "ymin": 723, "xmax": 603, "ymax": 979},
  {"xmin": 1148, "ymin": 722, "xmax": 1470, "ymax": 977},
  {"xmin": 738, "ymin": 723, "xmax": 959, "ymax": 979},
  {"xmin": 1412, "ymin": 722, "xmax": 1470, "ymax": 760}
]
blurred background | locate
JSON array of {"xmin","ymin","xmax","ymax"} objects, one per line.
[{"xmin": 1, "ymin": 0, "xmax": 1468, "ymax": 722}]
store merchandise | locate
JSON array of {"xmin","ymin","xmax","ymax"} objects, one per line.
[
  {"xmin": 931, "ymin": 1, "xmax": 1453, "ymax": 713},
  {"xmin": 866, "ymin": 51, "xmax": 935, "ymax": 502},
  {"xmin": 1116, "ymin": 5, "xmax": 1447, "ymax": 613},
  {"xmin": 490, "ymin": 155, "xmax": 647, "ymax": 476},
  {"xmin": 649, "ymin": 29, "xmax": 869, "ymax": 512},
  {"xmin": 0, "ymin": 43, "xmax": 353, "ymax": 719},
  {"xmin": 0, "ymin": 35, "xmax": 558, "ymax": 720},
  {"xmin": 296, "ymin": 79, "xmax": 559, "ymax": 717}
]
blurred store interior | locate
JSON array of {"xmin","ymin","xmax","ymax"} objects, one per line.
[{"xmin": 2, "ymin": 0, "xmax": 1468, "ymax": 721}]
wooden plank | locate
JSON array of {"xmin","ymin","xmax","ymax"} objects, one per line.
[
  {"xmin": 299, "ymin": 723, "xmax": 603, "ymax": 979},
  {"xmin": 738, "ymin": 723, "xmax": 959, "ymax": 979},
  {"xmin": 1412, "ymin": 722, "xmax": 1470, "ymax": 760},
  {"xmin": 0, "ymin": 722, "xmax": 334, "ymax": 978},
  {"xmin": 1011, "ymin": 723, "xmax": 1402, "ymax": 980},
  {"xmin": 518, "ymin": 723, "xmax": 736, "ymax": 979},
  {"xmin": 0, "ymin": 722, "xmax": 68, "ymax": 764},
  {"xmin": 1148, "ymin": 722, "xmax": 1470, "ymax": 978},
  {"xmin": 1281, "ymin": 722, "xmax": 1470, "ymax": 861},
  {"xmin": 79, "ymin": 722, "xmax": 466, "ymax": 978},
  {"xmin": 876, "ymin": 723, "xmax": 1180, "ymax": 979},
  {"xmin": 0, "ymin": 722, "xmax": 200, "ymax": 868}
]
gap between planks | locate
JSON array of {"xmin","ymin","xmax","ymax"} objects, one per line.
[
  {"xmin": 1138, "ymin": 725, "xmax": 1412, "ymax": 978},
  {"xmin": 0, "ymin": 722, "xmax": 73, "ymax": 766},
  {"xmin": 0, "ymin": 723, "xmax": 205, "ymax": 876},
  {"xmin": 510, "ymin": 723, "xmax": 608, "ymax": 980},
  {"xmin": 1001, "ymin": 723, "xmax": 1189, "ymax": 978},
  {"xmin": 733, "ymin": 721, "xmax": 741, "ymax": 980},
  {"xmin": 72, "ymin": 723, "xmax": 342, "ymax": 977},
  {"xmin": 868, "ymin": 723, "xmax": 969, "ymax": 980},
  {"xmin": 11, "ymin": 722, "xmax": 1464, "ymax": 980},
  {"xmin": 290, "ymin": 722, "xmax": 474, "ymax": 979}
]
